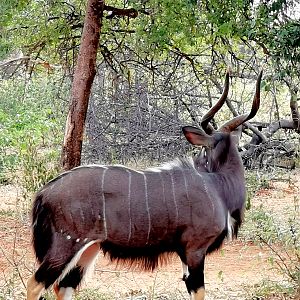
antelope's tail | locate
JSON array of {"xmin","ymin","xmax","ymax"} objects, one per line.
[{"xmin": 31, "ymin": 192, "xmax": 54, "ymax": 263}]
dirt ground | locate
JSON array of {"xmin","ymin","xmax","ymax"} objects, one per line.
[{"xmin": 0, "ymin": 170, "xmax": 299, "ymax": 300}]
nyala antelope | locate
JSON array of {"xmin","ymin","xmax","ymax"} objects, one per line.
[{"xmin": 27, "ymin": 70, "xmax": 262, "ymax": 300}]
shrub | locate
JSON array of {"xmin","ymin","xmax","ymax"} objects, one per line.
[{"xmin": 0, "ymin": 73, "xmax": 69, "ymax": 204}]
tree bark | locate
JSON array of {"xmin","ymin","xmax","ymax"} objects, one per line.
[{"xmin": 61, "ymin": 0, "xmax": 104, "ymax": 171}]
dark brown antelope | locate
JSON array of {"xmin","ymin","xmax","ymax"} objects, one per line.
[{"xmin": 27, "ymin": 70, "xmax": 262, "ymax": 300}]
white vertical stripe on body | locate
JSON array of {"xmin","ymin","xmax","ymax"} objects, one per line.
[
  {"xmin": 158, "ymin": 171, "xmax": 169, "ymax": 236},
  {"xmin": 169, "ymin": 172, "xmax": 179, "ymax": 226},
  {"xmin": 197, "ymin": 173, "xmax": 215, "ymax": 213},
  {"xmin": 181, "ymin": 170, "xmax": 189, "ymax": 197},
  {"xmin": 143, "ymin": 173, "xmax": 151, "ymax": 243},
  {"xmin": 125, "ymin": 169, "xmax": 132, "ymax": 243},
  {"xmin": 101, "ymin": 167, "xmax": 108, "ymax": 240},
  {"xmin": 181, "ymin": 169, "xmax": 193, "ymax": 223}
]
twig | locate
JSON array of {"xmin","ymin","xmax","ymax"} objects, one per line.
[
  {"xmin": 104, "ymin": 5, "xmax": 138, "ymax": 19},
  {"xmin": 258, "ymin": 235, "xmax": 297, "ymax": 281}
]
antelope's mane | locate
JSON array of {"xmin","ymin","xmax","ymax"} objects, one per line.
[{"xmin": 156, "ymin": 157, "xmax": 197, "ymax": 171}]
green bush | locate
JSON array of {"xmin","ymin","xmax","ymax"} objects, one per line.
[
  {"xmin": 0, "ymin": 73, "xmax": 69, "ymax": 202},
  {"xmin": 245, "ymin": 171, "xmax": 272, "ymax": 209},
  {"xmin": 241, "ymin": 194, "xmax": 300, "ymax": 297}
]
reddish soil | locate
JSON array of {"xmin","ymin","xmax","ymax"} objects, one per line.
[{"xmin": 0, "ymin": 170, "xmax": 299, "ymax": 299}]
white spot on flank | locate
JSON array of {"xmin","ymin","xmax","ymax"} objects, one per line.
[
  {"xmin": 76, "ymin": 238, "xmax": 80, "ymax": 243},
  {"xmin": 66, "ymin": 235, "xmax": 71, "ymax": 240},
  {"xmin": 143, "ymin": 173, "xmax": 151, "ymax": 243},
  {"xmin": 101, "ymin": 168, "xmax": 108, "ymax": 239}
]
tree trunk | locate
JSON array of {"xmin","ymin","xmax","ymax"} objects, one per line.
[{"xmin": 61, "ymin": 0, "xmax": 104, "ymax": 171}]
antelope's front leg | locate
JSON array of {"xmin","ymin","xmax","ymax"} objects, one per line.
[{"xmin": 184, "ymin": 251, "xmax": 206, "ymax": 300}]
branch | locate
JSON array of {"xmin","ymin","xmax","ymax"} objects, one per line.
[
  {"xmin": 0, "ymin": 56, "xmax": 30, "ymax": 68},
  {"xmin": 104, "ymin": 5, "xmax": 138, "ymax": 19},
  {"xmin": 241, "ymin": 118, "xmax": 297, "ymax": 159},
  {"xmin": 289, "ymin": 88, "xmax": 300, "ymax": 133},
  {"xmin": 177, "ymin": 98, "xmax": 200, "ymax": 125}
]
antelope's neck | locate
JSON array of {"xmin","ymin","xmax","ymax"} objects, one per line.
[{"xmin": 212, "ymin": 166, "xmax": 246, "ymax": 213}]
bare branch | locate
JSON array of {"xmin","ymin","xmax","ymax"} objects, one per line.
[
  {"xmin": 290, "ymin": 88, "xmax": 300, "ymax": 133},
  {"xmin": 104, "ymin": 5, "xmax": 138, "ymax": 19}
]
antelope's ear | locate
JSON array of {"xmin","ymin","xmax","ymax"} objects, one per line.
[{"xmin": 182, "ymin": 126, "xmax": 213, "ymax": 146}]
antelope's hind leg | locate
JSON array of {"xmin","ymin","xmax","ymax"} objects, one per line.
[
  {"xmin": 27, "ymin": 273, "xmax": 45, "ymax": 300},
  {"xmin": 27, "ymin": 238, "xmax": 90, "ymax": 300},
  {"xmin": 27, "ymin": 258, "xmax": 68, "ymax": 300},
  {"xmin": 53, "ymin": 266, "xmax": 81, "ymax": 300},
  {"xmin": 54, "ymin": 242, "xmax": 100, "ymax": 300}
]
